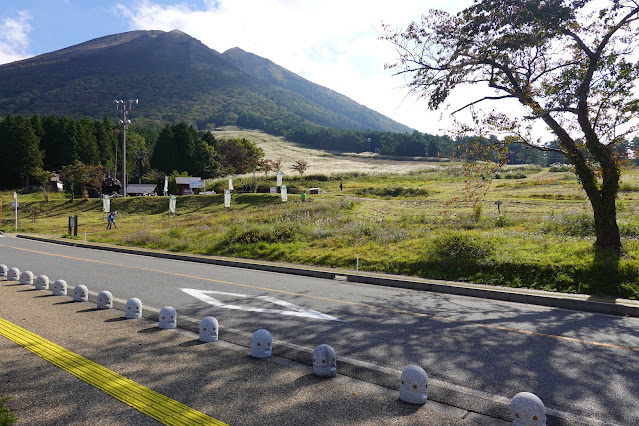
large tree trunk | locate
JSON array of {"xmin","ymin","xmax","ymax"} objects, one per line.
[{"xmin": 591, "ymin": 193, "xmax": 622, "ymax": 254}]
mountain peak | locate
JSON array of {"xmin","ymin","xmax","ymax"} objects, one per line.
[{"xmin": 0, "ymin": 29, "xmax": 411, "ymax": 132}]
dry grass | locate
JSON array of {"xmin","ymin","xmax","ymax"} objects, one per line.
[{"xmin": 211, "ymin": 127, "xmax": 439, "ymax": 176}]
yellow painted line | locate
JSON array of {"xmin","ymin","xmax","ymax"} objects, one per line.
[
  {"xmin": 2, "ymin": 242, "xmax": 639, "ymax": 352},
  {"xmin": 0, "ymin": 317, "xmax": 227, "ymax": 426}
]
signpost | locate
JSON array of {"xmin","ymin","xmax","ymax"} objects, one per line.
[
  {"xmin": 102, "ymin": 195, "xmax": 110, "ymax": 219},
  {"xmin": 11, "ymin": 192, "xmax": 18, "ymax": 231},
  {"xmin": 281, "ymin": 184, "xmax": 287, "ymax": 202},
  {"xmin": 228, "ymin": 175, "xmax": 234, "ymax": 191},
  {"xmin": 169, "ymin": 195, "xmax": 176, "ymax": 215},
  {"xmin": 224, "ymin": 190, "xmax": 231, "ymax": 208},
  {"xmin": 277, "ymin": 171, "xmax": 283, "ymax": 187}
]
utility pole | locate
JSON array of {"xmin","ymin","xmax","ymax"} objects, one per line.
[{"xmin": 113, "ymin": 99, "xmax": 138, "ymax": 196}]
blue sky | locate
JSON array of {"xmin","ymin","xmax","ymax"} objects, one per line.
[{"xmin": 0, "ymin": 0, "xmax": 476, "ymax": 134}]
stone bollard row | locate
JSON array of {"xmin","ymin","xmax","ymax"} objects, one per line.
[{"xmin": 0, "ymin": 264, "xmax": 8, "ymax": 277}]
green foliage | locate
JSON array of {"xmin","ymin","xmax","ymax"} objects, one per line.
[
  {"xmin": 0, "ymin": 115, "xmax": 44, "ymax": 188},
  {"xmin": 215, "ymin": 138, "xmax": 263, "ymax": 175},
  {"xmin": 541, "ymin": 213, "xmax": 595, "ymax": 237},
  {"xmin": 355, "ymin": 187, "xmax": 430, "ymax": 198},
  {"xmin": 430, "ymin": 233, "xmax": 495, "ymax": 265},
  {"xmin": 0, "ymin": 397, "xmax": 16, "ymax": 425}
]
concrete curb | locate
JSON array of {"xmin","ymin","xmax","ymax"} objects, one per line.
[{"xmin": 16, "ymin": 234, "xmax": 639, "ymax": 319}]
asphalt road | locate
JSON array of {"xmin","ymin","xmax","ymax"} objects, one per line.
[{"xmin": 1, "ymin": 235, "xmax": 638, "ymax": 425}]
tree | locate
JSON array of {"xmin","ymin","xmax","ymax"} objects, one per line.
[
  {"xmin": 60, "ymin": 160, "xmax": 88, "ymax": 200},
  {"xmin": 291, "ymin": 160, "xmax": 309, "ymax": 179},
  {"xmin": 216, "ymin": 138, "xmax": 264, "ymax": 175},
  {"xmin": 257, "ymin": 159, "xmax": 274, "ymax": 179},
  {"xmin": 32, "ymin": 168, "xmax": 54, "ymax": 202},
  {"xmin": 0, "ymin": 115, "xmax": 44, "ymax": 188},
  {"xmin": 384, "ymin": 0, "xmax": 639, "ymax": 254}
]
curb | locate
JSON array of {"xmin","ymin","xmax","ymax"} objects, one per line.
[{"xmin": 16, "ymin": 234, "xmax": 639, "ymax": 319}]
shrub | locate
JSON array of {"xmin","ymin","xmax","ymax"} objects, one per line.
[
  {"xmin": 0, "ymin": 397, "xmax": 16, "ymax": 425},
  {"xmin": 430, "ymin": 233, "xmax": 495, "ymax": 264},
  {"xmin": 540, "ymin": 213, "xmax": 594, "ymax": 237},
  {"xmin": 549, "ymin": 163, "xmax": 573, "ymax": 172},
  {"xmin": 355, "ymin": 186, "xmax": 430, "ymax": 197}
]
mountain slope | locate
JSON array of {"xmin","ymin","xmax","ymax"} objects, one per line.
[
  {"xmin": 0, "ymin": 30, "xmax": 411, "ymax": 132},
  {"xmin": 221, "ymin": 47, "xmax": 411, "ymax": 133}
]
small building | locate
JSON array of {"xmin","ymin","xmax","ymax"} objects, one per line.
[
  {"xmin": 175, "ymin": 177, "xmax": 204, "ymax": 195},
  {"xmin": 126, "ymin": 184, "xmax": 157, "ymax": 196},
  {"xmin": 46, "ymin": 174, "xmax": 64, "ymax": 193}
]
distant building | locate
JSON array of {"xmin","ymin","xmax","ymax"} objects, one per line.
[
  {"xmin": 126, "ymin": 184, "xmax": 158, "ymax": 196},
  {"xmin": 175, "ymin": 177, "xmax": 204, "ymax": 195},
  {"xmin": 46, "ymin": 174, "xmax": 64, "ymax": 193}
]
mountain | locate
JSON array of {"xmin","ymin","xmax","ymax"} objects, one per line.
[{"xmin": 0, "ymin": 30, "xmax": 412, "ymax": 133}]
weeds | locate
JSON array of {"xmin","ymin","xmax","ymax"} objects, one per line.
[{"xmin": 0, "ymin": 397, "xmax": 16, "ymax": 425}]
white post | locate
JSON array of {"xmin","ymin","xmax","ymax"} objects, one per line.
[
  {"xmin": 84, "ymin": 230, "xmax": 87, "ymax": 243},
  {"xmin": 13, "ymin": 192, "xmax": 17, "ymax": 231},
  {"xmin": 356, "ymin": 248, "xmax": 360, "ymax": 275}
]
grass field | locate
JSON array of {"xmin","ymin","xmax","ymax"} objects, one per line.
[{"xmin": 2, "ymin": 135, "xmax": 639, "ymax": 300}]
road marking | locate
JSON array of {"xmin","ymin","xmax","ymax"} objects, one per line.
[
  {"xmin": 2, "ymin": 241, "xmax": 639, "ymax": 352},
  {"xmin": 181, "ymin": 288, "xmax": 341, "ymax": 321},
  {"xmin": 0, "ymin": 316, "xmax": 227, "ymax": 426}
]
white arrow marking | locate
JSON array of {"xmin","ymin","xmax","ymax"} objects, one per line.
[{"xmin": 181, "ymin": 288, "xmax": 341, "ymax": 322}]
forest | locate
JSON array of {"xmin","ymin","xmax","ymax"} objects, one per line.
[{"xmin": 2, "ymin": 113, "xmax": 638, "ymax": 193}]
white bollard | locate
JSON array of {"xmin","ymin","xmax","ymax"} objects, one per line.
[
  {"xmin": 0, "ymin": 264, "xmax": 8, "ymax": 277},
  {"xmin": 7, "ymin": 267, "xmax": 20, "ymax": 281},
  {"xmin": 73, "ymin": 285, "xmax": 89, "ymax": 302},
  {"xmin": 313, "ymin": 344, "xmax": 337, "ymax": 378},
  {"xmin": 511, "ymin": 392, "xmax": 546, "ymax": 426},
  {"xmin": 158, "ymin": 306, "xmax": 177, "ymax": 329},
  {"xmin": 124, "ymin": 297, "xmax": 142, "ymax": 319},
  {"xmin": 20, "ymin": 271, "xmax": 34, "ymax": 285},
  {"xmin": 250, "ymin": 329, "xmax": 272, "ymax": 358},
  {"xmin": 52, "ymin": 279, "xmax": 67, "ymax": 296},
  {"xmin": 199, "ymin": 316, "xmax": 219, "ymax": 342},
  {"xmin": 399, "ymin": 365, "xmax": 429, "ymax": 405},
  {"xmin": 125, "ymin": 298, "xmax": 143, "ymax": 319},
  {"xmin": 96, "ymin": 291, "xmax": 113, "ymax": 309},
  {"xmin": 35, "ymin": 275, "xmax": 49, "ymax": 290}
]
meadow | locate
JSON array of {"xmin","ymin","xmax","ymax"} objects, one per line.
[{"xmin": 2, "ymin": 136, "xmax": 639, "ymax": 300}]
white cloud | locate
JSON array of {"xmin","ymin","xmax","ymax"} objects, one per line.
[
  {"xmin": 0, "ymin": 11, "xmax": 32, "ymax": 65},
  {"xmin": 114, "ymin": 0, "xmax": 474, "ymax": 133}
]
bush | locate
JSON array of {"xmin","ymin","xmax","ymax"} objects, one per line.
[
  {"xmin": 541, "ymin": 213, "xmax": 594, "ymax": 237},
  {"xmin": 224, "ymin": 224, "xmax": 301, "ymax": 245},
  {"xmin": 430, "ymin": 233, "xmax": 495, "ymax": 264},
  {"xmin": 0, "ymin": 397, "xmax": 16, "ymax": 425},
  {"xmin": 355, "ymin": 186, "xmax": 430, "ymax": 197}
]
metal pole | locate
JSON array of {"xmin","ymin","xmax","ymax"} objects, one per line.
[{"xmin": 122, "ymin": 112, "xmax": 127, "ymax": 196}]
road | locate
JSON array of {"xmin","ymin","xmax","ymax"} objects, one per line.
[{"xmin": 1, "ymin": 236, "xmax": 638, "ymax": 425}]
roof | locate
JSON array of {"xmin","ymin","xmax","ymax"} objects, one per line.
[
  {"xmin": 126, "ymin": 184, "xmax": 157, "ymax": 194},
  {"xmin": 175, "ymin": 177, "xmax": 202, "ymax": 185}
]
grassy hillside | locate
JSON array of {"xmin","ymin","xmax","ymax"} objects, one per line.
[{"xmin": 3, "ymin": 157, "xmax": 639, "ymax": 300}]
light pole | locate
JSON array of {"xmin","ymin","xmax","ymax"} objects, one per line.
[{"xmin": 114, "ymin": 99, "xmax": 138, "ymax": 196}]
